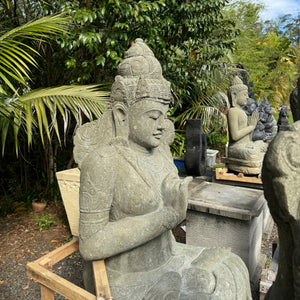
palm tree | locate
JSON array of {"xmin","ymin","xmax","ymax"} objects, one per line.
[{"xmin": 0, "ymin": 14, "xmax": 110, "ymax": 155}]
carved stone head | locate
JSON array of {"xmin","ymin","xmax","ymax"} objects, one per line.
[
  {"xmin": 109, "ymin": 38, "xmax": 171, "ymax": 108},
  {"xmin": 228, "ymin": 76, "xmax": 248, "ymax": 107}
]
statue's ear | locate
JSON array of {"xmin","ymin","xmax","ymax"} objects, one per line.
[
  {"xmin": 112, "ymin": 103, "xmax": 128, "ymax": 124},
  {"xmin": 112, "ymin": 103, "xmax": 129, "ymax": 136},
  {"xmin": 230, "ymin": 91, "xmax": 237, "ymax": 107}
]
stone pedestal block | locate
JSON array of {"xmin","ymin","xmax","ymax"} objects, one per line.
[
  {"xmin": 56, "ymin": 168, "xmax": 80, "ymax": 236},
  {"xmin": 186, "ymin": 179, "xmax": 268, "ymax": 281}
]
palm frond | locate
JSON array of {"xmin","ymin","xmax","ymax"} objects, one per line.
[
  {"xmin": 0, "ymin": 14, "xmax": 70, "ymax": 93},
  {"xmin": 0, "ymin": 14, "xmax": 69, "ymax": 41},
  {"xmin": 1, "ymin": 85, "xmax": 110, "ymax": 155},
  {"xmin": 0, "ymin": 97, "xmax": 25, "ymax": 155}
]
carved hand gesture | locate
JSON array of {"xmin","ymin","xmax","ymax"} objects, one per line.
[
  {"xmin": 161, "ymin": 173, "xmax": 192, "ymax": 224},
  {"xmin": 248, "ymin": 111, "xmax": 259, "ymax": 127}
]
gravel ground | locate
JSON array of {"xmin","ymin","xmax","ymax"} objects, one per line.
[
  {"xmin": 0, "ymin": 178, "xmax": 278, "ymax": 300},
  {"xmin": 0, "ymin": 221, "xmax": 277, "ymax": 300}
]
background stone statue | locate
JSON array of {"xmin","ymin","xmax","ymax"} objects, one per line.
[
  {"xmin": 74, "ymin": 39, "xmax": 251, "ymax": 299},
  {"xmin": 226, "ymin": 76, "xmax": 268, "ymax": 174},
  {"xmin": 242, "ymin": 98, "xmax": 275, "ymax": 142},
  {"xmin": 262, "ymin": 120, "xmax": 300, "ymax": 300},
  {"xmin": 277, "ymin": 106, "xmax": 290, "ymax": 132}
]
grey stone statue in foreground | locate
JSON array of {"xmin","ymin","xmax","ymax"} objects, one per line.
[
  {"xmin": 74, "ymin": 39, "xmax": 251, "ymax": 299},
  {"xmin": 227, "ymin": 76, "xmax": 268, "ymax": 174},
  {"xmin": 262, "ymin": 120, "xmax": 300, "ymax": 300}
]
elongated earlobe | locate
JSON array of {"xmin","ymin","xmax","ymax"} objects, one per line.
[{"xmin": 112, "ymin": 103, "xmax": 129, "ymax": 137}]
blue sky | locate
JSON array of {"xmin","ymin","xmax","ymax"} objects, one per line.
[{"xmin": 254, "ymin": 0, "xmax": 300, "ymax": 20}]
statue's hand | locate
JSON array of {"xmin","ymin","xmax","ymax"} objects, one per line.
[
  {"xmin": 248, "ymin": 111, "xmax": 259, "ymax": 127},
  {"xmin": 161, "ymin": 173, "xmax": 193, "ymax": 224}
]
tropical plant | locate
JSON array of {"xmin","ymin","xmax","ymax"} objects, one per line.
[
  {"xmin": 51, "ymin": 0, "xmax": 238, "ymax": 90},
  {"xmin": 0, "ymin": 13, "xmax": 69, "ymax": 94},
  {"xmin": 0, "ymin": 14, "xmax": 110, "ymax": 155},
  {"xmin": 37, "ymin": 0, "xmax": 238, "ymax": 134},
  {"xmin": 0, "ymin": 12, "xmax": 110, "ymax": 215},
  {"xmin": 223, "ymin": 0, "xmax": 300, "ymax": 105}
]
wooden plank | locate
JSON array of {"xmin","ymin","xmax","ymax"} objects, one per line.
[
  {"xmin": 41, "ymin": 284, "xmax": 54, "ymax": 300},
  {"xmin": 215, "ymin": 168, "xmax": 262, "ymax": 184},
  {"xmin": 27, "ymin": 262, "xmax": 103, "ymax": 300},
  {"xmin": 36, "ymin": 237, "xmax": 79, "ymax": 267},
  {"xmin": 93, "ymin": 260, "xmax": 112, "ymax": 300}
]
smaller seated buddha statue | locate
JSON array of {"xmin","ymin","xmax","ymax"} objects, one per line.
[{"xmin": 226, "ymin": 76, "xmax": 268, "ymax": 174}]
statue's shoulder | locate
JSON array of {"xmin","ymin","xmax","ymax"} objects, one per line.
[
  {"xmin": 79, "ymin": 144, "xmax": 118, "ymax": 175},
  {"xmin": 228, "ymin": 107, "xmax": 241, "ymax": 117}
]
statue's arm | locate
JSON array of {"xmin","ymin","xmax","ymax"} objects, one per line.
[
  {"xmin": 78, "ymin": 156, "xmax": 179, "ymax": 261},
  {"xmin": 228, "ymin": 109, "xmax": 255, "ymax": 141}
]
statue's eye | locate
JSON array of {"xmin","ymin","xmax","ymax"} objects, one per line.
[{"xmin": 148, "ymin": 111, "xmax": 161, "ymax": 120}]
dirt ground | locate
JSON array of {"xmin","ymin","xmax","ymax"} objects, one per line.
[
  {"xmin": 0, "ymin": 200, "xmax": 276, "ymax": 300},
  {"xmin": 0, "ymin": 202, "xmax": 73, "ymax": 299}
]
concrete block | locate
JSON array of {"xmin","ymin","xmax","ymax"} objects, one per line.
[{"xmin": 186, "ymin": 180, "xmax": 268, "ymax": 281}]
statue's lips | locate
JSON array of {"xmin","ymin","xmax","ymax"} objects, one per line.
[{"xmin": 153, "ymin": 133, "xmax": 162, "ymax": 139}]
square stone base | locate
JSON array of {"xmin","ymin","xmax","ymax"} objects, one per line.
[{"xmin": 186, "ymin": 179, "xmax": 271, "ymax": 282}]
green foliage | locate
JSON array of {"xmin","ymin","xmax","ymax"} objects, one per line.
[
  {"xmin": 0, "ymin": 84, "xmax": 109, "ymax": 155},
  {"xmin": 0, "ymin": 13, "xmax": 110, "ymax": 155},
  {"xmin": 170, "ymin": 130, "xmax": 186, "ymax": 158},
  {"xmin": 207, "ymin": 131, "xmax": 227, "ymax": 146},
  {"xmin": 35, "ymin": 214, "xmax": 57, "ymax": 231},
  {"xmin": 0, "ymin": 14, "xmax": 69, "ymax": 94},
  {"xmin": 52, "ymin": 0, "xmax": 238, "ymax": 101},
  {"xmin": 224, "ymin": 1, "xmax": 300, "ymax": 105},
  {"xmin": 64, "ymin": 234, "xmax": 72, "ymax": 243}
]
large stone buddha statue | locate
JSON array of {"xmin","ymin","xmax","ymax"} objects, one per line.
[
  {"xmin": 74, "ymin": 39, "xmax": 251, "ymax": 299},
  {"xmin": 226, "ymin": 76, "xmax": 268, "ymax": 174}
]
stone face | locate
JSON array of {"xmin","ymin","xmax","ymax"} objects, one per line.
[
  {"xmin": 262, "ymin": 120, "xmax": 300, "ymax": 300},
  {"xmin": 226, "ymin": 76, "xmax": 268, "ymax": 174},
  {"xmin": 74, "ymin": 38, "xmax": 251, "ymax": 299},
  {"xmin": 184, "ymin": 119, "xmax": 207, "ymax": 176}
]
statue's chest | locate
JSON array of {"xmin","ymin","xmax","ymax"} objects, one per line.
[
  {"xmin": 238, "ymin": 112, "xmax": 248, "ymax": 128},
  {"xmin": 111, "ymin": 160, "xmax": 164, "ymax": 218}
]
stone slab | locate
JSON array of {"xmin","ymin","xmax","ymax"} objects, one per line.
[
  {"xmin": 187, "ymin": 179, "xmax": 268, "ymax": 282},
  {"xmin": 188, "ymin": 179, "xmax": 265, "ymax": 220}
]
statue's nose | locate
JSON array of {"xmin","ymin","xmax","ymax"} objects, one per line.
[{"xmin": 157, "ymin": 117, "xmax": 165, "ymax": 130}]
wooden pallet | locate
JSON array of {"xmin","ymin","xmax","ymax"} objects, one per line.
[
  {"xmin": 27, "ymin": 169, "xmax": 112, "ymax": 300},
  {"xmin": 27, "ymin": 237, "xmax": 112, "ymax": 300},
  {"xmin": 215, "ymin": 168, "xmax": 262, "ymax": 184}
]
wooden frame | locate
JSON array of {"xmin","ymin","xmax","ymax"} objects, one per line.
[
  {"xmin": 27, "ymin": 237, "xmax": 111, "ymax": 300},
  {"xmin": 215, "ymin": 168, "xmax": 262, "ymax": 184}
]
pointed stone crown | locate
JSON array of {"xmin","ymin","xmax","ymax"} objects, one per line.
[
  {"xmin": 229, "ymin": 76, "xmax": 248, "ymax": 93},
  {"xmin": 110, "ymin": 38, "xmax": 171, "ymax": 107}
]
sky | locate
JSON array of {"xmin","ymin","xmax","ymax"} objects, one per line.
[{"xmin": 254, "ymin": 0, "xmax": 300, "ymax": 21}]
